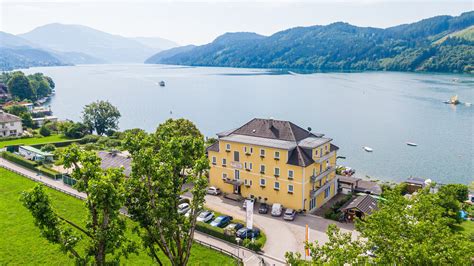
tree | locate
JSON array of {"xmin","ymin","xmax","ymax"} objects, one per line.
[
  {"xmin": 65, "ymin": 122, "xmax": 89, "ymax": 139},
  {"xmin": 22, "ymin": 145, "xmax": 136, "ymax": 264},
  {"xmin": 20, "ymin": 112, "xmax": 34, "ymax": 128},
  {"xmin": 439, "ymin": 184, "xmax": 469, "ymax": 203},
  {"xmin": 286, "ymin": 188, "xmax": 474, "ymax": 265},
  {"xmin": 41, "ymin": 143, "xmax": 56, "ymax": 152},
  {"xmin": 82, "ymin": 101, "xmax": 121, "ymax": 136},
  {"xmin": 7, "ymin": 71, "xmax": 34, "ymax": 100},
  {"xmin": 123, "ymin": 119, "xmax": 209, "ymax": 266},
  {"xmin": 39, "ymin": 125, "xmax": 51, "ymax": 137}
]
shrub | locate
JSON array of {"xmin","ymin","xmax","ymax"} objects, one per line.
[
  {"xmin": 37, "ymin": 165, "xmax": 61, "ymax": 179},
  {"xmin": 41, "ymin": 143, "xmax": 56, "ymax": 152},
  {"xmin": 79, "ymin": 134, "xmax": 101, "ymax": 144},
  {"xmin": 65, "ymin": 122, "xmax": 89, "ymax": 139},
  {"xmin": 39, "ymin": 126, "xmax": 51, "ymax": 137},
  {"xmin": 1, "ymin": 151, "xmax": 38, "ymax": 170},
  {"xmin": 242, "ymin": 238, "xmax": 263, "ymax": 252}
]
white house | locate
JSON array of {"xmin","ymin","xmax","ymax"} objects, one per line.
[
  {"xmin": 0, "ymin": 110, "xmax": 23, "ymax": 137},
  {"xmin": 19, "ymin": 145, "xmax": 54, "ymax": 162},
  {"xmin": 33, "ymin": 116, "xmax": 58, "ymax": 127}
]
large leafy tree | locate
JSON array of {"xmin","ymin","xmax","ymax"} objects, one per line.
[
  {"xmin": 82, "ymin": 100, "xmax": 121, "ymax": 136},
  {"xmin": 22, "ymin": 145, "xmax": 136, "ymax": 264},
  {"xmin": 286, "ymin": 188, "xmax": 474, "ymax": 265},
  {"xmin": 7, "ymin": 71, "xmax": 34, "ymax": 100},
  {"xmin": 123, "ymin": 119, "xmax": 209, "ymax": 266}
]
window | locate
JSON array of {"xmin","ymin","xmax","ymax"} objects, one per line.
[
  {"xmin": 288, "ymin": 170, "xmax": 294, "ymax": 179},
  {"xmin": 244, "ymin": 146, "xmax": 253, "ymax": 155},
  {"xmin": 244, "ymin": 179, "xmax": 252, "ymax": 186},
  {"xmin": 274, "ymin": 167, "xmax": 280, "ymax": 177},
  {"xmin": 324, "ymin": 186, "xmax": 331, "ymax": 198},
  {"xmin": 325, "ymin": 145, "xmax": 328, "ymax": 152},
  {"xmin": 260, "ymin": 164, "xmax": 265, "ymax": 174},
  {"xmin": 244, "ymin": 162, "xmax": 252, "ymax": 171},
  {"xmin": 222, "ymin": 158, "xmax": 227, "ymax": 166},
  {"xmin": 226, "ymin": 143, "xmax": 231, "ymax": 151},
  {"xmin": 310, "ymin": 198, "xmax": 316, "ymax": 210},
  {"xmin": 315, "ymin": 149, "xmax": 318, "ymax": 157},
  {"xmin": 234, "ymin": 151, "xmax": 240, "ymax": 162},
  {"xmin": 274, "ymin": 151, "xmax": 280, "ymax": 160},
  {"xmin": 10, "ymin": 122, "xmax": 14, "ymax": 126},
  {"xmin": 326, "ymin": 160, "xmax": 330, "ymax": 169},
  {"xmin": 274, "ymin": 181, "xmax": 280, "ymax": 190},
  {"xmin": 244, "ymin": 146, "xmax": 247, "ymax": 153},
  {"xmin": 222, "ymin": 173, "xmax": 228, "ymax": 180},
  {"xmin": 260, "ymin": 149, "xmax": 265, "ymax": 157},
  {"xmin": 234, "ymin": 170, "xmax": 240, "ymax": 180},
  {"xmin": 212, "ymin": 156, "xmax": 216, "ymax": 165},
  {"xmin": 260, "ymin": 178, "xmax": 266, "ymax": 187},
  {"xmin": 250, "ymin": 147, "xmax": 253, "ymax": 154},
  {"xmin": 288, "ymin": 184, "xmax": 294, "ymax": 193}
]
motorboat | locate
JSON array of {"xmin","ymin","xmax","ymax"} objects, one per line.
[
  {"xmin": 406, "ymin": 142, "xmax": 418, "ymax": 147},
  {"xmin": 363, "ymin": 146, "xmax": 373, "ymax": 152},
  {"xmin": 443, "ymin": 95, "xmax": 460, "ymax": 105},
  {"xmin": 159, "ymin": 81, "xmax": 165, "ymax": 87}
]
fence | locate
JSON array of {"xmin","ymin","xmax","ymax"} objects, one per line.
[{"xmin": 194, "ymin": 238, "xmax": 243, "ymax": 265}]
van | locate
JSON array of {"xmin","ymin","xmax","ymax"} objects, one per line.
[{"xmin": 271, "ymin": 203, "xmax": 283, "ymax": 216}]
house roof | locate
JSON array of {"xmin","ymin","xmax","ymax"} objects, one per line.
[
  {"xmin": 337, "ymin": 175, "xmax": 382, "ymax": 195},
  {"xmin": 0, "ymin": 111, "xmax": 21, "ymax": 123},
  {"xmin": 206, "ymin": 141, "xmax": 219, "ymax": 152},
  {"xmin": 287, "ymin": 146, "xmax": 313, "ymax": 167},
  {"xmin": 2, "ymin": 101, "xmax": 33, "ymax": 108},
  {"xmin": 97, "ymin": 151, "xmax": 132, "ymax": 177},
  {"xmin": 405, "ymin": 177, "xmax": 426, "ymax": 186},
  {"xmin": 19, "ymin": 146, "xmax": 53, "ymax": 156},
  {"xmin": 340, "ymin": 194, "xmax": 379, "ymax": 215}
]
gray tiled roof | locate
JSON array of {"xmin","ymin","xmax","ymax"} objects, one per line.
[
  {"xmin": 220, "ymin": 134, "xmax": 297, "ymax": 150},
  {"xmin": 97, "ymin": 151, "xmax": 132, "ymax": 177},
  {"xmin": 340, "ymin": 194, "xmax": 378, "ymax": 215},
  {"xmin": 206, "ymin": 141, "xmax": 219, "ymax": 152},
  {"xmin": 287, "ymin": 146, "xmax": 314, "ymax": 167},
  {"xmin": 231, "ymin": 118, "xmax": 316, "ymax": 142},
  {"xmin": 0, "ymin": 111, "xmax": 21, "ymax": 123}
]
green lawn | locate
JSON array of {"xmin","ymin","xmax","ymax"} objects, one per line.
[
  {"xmin": 0, "ymin": 135, "xmax": 71, "ymax": 148},
  {"xmin": 454, "ymin": 220, "xmax": 474, "ymax": 236},
  {"xmin": 0, "ymin": 168, "xmax": 237, "ymax": 265}
]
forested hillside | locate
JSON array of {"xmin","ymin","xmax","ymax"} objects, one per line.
[{"xmin": 147, "ymin": 11, "xmax": 474, "ymax": 73}]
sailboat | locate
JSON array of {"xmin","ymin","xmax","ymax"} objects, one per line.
[{"xmin": 443, "ymin": 95, "xmax": 460, "ymax": 105}]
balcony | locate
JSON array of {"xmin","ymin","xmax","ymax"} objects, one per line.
[
  {"xmin": 314, "ymin": 150, "xmax": 336, "ymax": 164},
  {"xmin": 310, "ymin": 166, "xmax": 335, "ymax": 183},
  {"xmin": 223, "ymin": 178, "xmax": 243, "ymax": 186},
  {"xmin": 310, "ymin": 178, "xmax": 333, "ymax": 198}
]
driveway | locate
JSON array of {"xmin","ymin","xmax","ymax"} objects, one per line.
[{"xmin": 203, "ymin": 195, "xmax": 357, "ymax": 261}]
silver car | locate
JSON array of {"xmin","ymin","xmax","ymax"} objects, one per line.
[{"xmin": 283, "ymin": 208, "xmax": 296, "ymax": 221}]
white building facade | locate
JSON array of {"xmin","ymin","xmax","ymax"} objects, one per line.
[{"xmin": 0, "ymin": 111, "xmax": 23, "ymax": 137}]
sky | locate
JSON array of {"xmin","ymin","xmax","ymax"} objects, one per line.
[{"xmin": 0, "ymin": 0, "xmax": 472, "ymax": 45}]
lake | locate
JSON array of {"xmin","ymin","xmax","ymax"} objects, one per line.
[{"xmin": 22, "ymin": 64, "xmax": 473, "ymax": 184}]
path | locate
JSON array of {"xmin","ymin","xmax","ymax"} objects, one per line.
[{"xmin": 0, "ymin": 158, "xmax": 284, "ymax": 265}]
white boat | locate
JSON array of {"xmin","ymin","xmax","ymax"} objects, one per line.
[
  {"xmin": 363, "ymin": 146, "xmax": 373, "ymax": 152},
  {"xmin": 159, "ymin": 81, "xmax": 165, "ymax": 87},
  {"xmin": 406, "ymin": 142, "xmax": 418, "ymax": 147}
]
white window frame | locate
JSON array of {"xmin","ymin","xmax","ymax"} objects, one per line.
[
  {"xmin": 222, "ymin": 173, "xmax": 227, "ymax": 180},
  {"xmin": 288, "ymin": 170, "xmax": 294, "ymax": 179},
  {"xmin": 274, "ymin": 181, "xmax": 280, "ymax": 190},
  {"xmin": 274, "ymin": 151, "xmax": 280, "ymax": 160},
  {"xmin": 260, "ymin": 178, "xmax": 266, "ymax": 187},
  {"xmin": 274, "ymin": 167, "xmax": 280, "ymax": 177},
  {"xmin": 260, "ymin": 149, "xmax": 265, "ymax": 157},
  {"xmin": 288, "ymin": 184, "xmax": 294, "ymax": 193},
  {"xmin": 226, "ymin": 143, "xmax": 231, "ymax": 151},
  {"xmin": 324, "ymin": 186, "xmax": 331, "ymax": 198},
  {"xmin": 212, "ymin": 156, "xmax": 216, "ymax": 165},
  {"xmin": 260, "ymin": 164, "xmax": 265, "ymax": 174},
  {"xmin": 222, "ymin": 158, "xmax": 227, "ymax": 166},
  {"xmin": 234, "ymin": 169, "xmax": 240, "ymax": 180}
]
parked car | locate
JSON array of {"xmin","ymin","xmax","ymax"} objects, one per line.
[
  {"xmin": 242, "ymin": 198, "xmax": 256, "ymax": 210},
  {"xmin": 207, "ymin": 186, "xmax": 221, "ymax": 195},
  {"xmin": 178, "ymin": 203, "xmax": 190, "ymax": 214},
  {"xmin": 258, "ymin": 203, "xmax": 269, "ymax": 214},
  {"xmin": 197, "ymin": 210, "xmax": 214, "ymax": 223},
  {"xmin": 236, "ymin": 227, "xmax": 260, "ymax": 239},
  {"xmin": 283, "ymin": 208, "xmax": 296, "ymax": 221},
  {"xmin": 210, "ymin": 215, "xmax": 233, "ymax": 227},
  {"xmin": 271, "ymin": 203, "xmax": 283, "ymax": 216},
  {"xmin": 224, "ymin": 223, "xmax": 244, "ymax": 236}
]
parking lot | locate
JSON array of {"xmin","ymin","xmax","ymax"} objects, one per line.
[{"xmin": 203, "ymin": 194, "xmax": 357, "ymax": 261}]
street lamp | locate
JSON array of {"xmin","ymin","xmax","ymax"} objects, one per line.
[{"xmin": 235, "ymin": 237, "xmax": 242, "ymax": 258}]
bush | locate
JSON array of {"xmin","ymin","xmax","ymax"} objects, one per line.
[
  {"xmin": 79, "ymin": 134, "xmax": 101, "ymax": 144},
  {"xmin": 65, "ymin": 122, "xmax": 89, "ymax": 139},
  {"xmin": 39, "ymin": 126, "xmax": 51, "ymax": 137},
  {"xmin": 37, "ymin": 165, "xmax": 61, "ymax": 179},
  {"xmin": 1, "ymin": 151, "xmax": 38, "ymax": 170},
  {"xmin": 41, "ymin": 143, "xmax": 56, "ymax": 152},
  {"xmin": 242, "ymin": 238, "xmax": 264, "ymax": 252}
]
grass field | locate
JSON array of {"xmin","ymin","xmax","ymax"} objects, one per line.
[
  {"xmin": 0, "ymin": 135, "xmax": 70, "ymax": 148},
  {"xmin": 454, "ymin": 220, "xmax": 474, "ymax": 236},
  {"xmin": 0, "ymin": 168, "xmax": 237, "ymax": 265}
]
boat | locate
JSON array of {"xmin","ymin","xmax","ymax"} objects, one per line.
[
  {"xmin": 159, "ymin": 81, "xmax": 165, "ymax": 87},
  {"xmin": 443, "ymin": 95, "xmax": 460, "ymax": 105},
  {"xmin": 406, "ymin": 142, "xmax": 418, "ymax": 147},
  {"xmin": 363, "ymin": 146, "xmax": 373, "ymax": 152}
]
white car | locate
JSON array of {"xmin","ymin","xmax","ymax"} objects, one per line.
[
  {"xmin": 271, "ymin": 203, "xmax": 283, "ymax": 216},
  {"xmin": 196, "ymin": 210, "xmax": 214, "ymax": 223},
  {"xmin": 207, "ymin": 186, "xmax": 221, "ymax": 195},
  {"xmin": 178, "ymin": 203, "xmax": 190, "ymax": 214}
]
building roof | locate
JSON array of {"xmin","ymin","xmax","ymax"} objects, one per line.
[
  {"xmin": 0, "ymin": 111, "xmax": 21, "ymax": 123},
  {"xmin": 405, "ymin": 177, "xmax": 427, "ymax": 186},
  {"xmin": 220, "ymin": 134, "xmax": 297, "ymax": 150},
  {"xmin": 2, "ymin": 101, "xmax": 33, "ymax": 108},
  {"xmin": 287, "ymin": 146, "xmax": 313, "ymax": 167},
  {"xmin": 98, "ymin": 151, "xmax": 132, "ymax": 177},
  {"xmin": 340, "ymin": 194, "xmax": 379, "ymax": 215},
  {"xmin": 206, "ymin": 141, "xmax": 219, "ymax": 153},
  {"xmin": 337, "ymin": 175, "xmax": 382, "ymax": 195},
  {"xmin": 19, "ymin": 145, "xmax": 53, "ymax": 156}
]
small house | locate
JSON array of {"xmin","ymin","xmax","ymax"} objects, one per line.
[
  {"xmin": 97, "ymin": 150, "xmax": 132, "ymax": 177},
  {"xmin": 32, "ymin": 116, "xmax": 58, "ymax": 127},
  {"xmin": 19, "ymin": 145, "xmax": 54, "ymax": 162},
  {"xmin": 0, "ymin": 111, "xmax": 23, "ymax": 137},
  {"xmin": 337, "ymin": 175, "xmax": 382, "ymax": 195},
  {"xmin": 404, "ymin": 177, "xmax": 429, "ymax": 194},
  {"xmin": 340, "ymin": 194, "xmax": 378, "ymax": 222}
]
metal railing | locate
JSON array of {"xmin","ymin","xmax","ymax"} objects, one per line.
[{"xmin": 194, "ymin": 238, "xmax": 243, "ymax": 265}]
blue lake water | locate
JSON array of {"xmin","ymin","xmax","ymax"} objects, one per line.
[{"xmin": 22, "ymin": 64, "xmax": 473, "ymax": 184}]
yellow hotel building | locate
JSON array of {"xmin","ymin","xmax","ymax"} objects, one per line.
[{"xmin": 207, "ymin": 118, "xmax": 339, "ymax": 212}]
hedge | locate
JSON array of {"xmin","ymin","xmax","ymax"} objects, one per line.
[
  {"xmin": 1, "ymin": 151, "xmax": 38, "ymax": 170},
  {"xmin": 32, "ymin": 139, "xmax": 82, "ymax": 149},
  {"xmin": 37, "ymin": 165, "xmax": 61, "ymax": 180}
]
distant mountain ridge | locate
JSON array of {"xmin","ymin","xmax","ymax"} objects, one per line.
[{"xmin": 147, "ymin": 11, "xmax": 474, "ymax": 73}]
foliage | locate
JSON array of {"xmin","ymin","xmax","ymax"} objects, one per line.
[
  {"xmin": 64, "ymin": 122, "xmax": 89, "ymax": 139},
  {"xmin": 3, "ymin": 103, "xmax": 34, "ymax": 128},
  {"xmin": 23, "ymin": 144, "xmax": 138, "ymax": 265},
  {"xmin": 123, "ymin": 118, "xmax": 209, "ymax": 266},
  {"xmin": 40, "ymin": 143, "xmax": 56, "ymax": 152},
  {"xmin": 0, "ymin": 168, "xmax": 236, "ymax": 265},
  {"xmin": 7, "ymin": 72, "xmax": 34, "ymax": 101},
  {"xmin": 1, "ymin": 151, "xmax": 38, "ymax": 169},
  {"xmin": 285, "ymin": 224, "xmax": 367, "ymax": 265},
  {"xmin": 150, "ymin": 11, "xmax": 474, "ymax": 73},
  {"xmin": 82, "ymin": 100, "xmax": 121, "ymax": 136},
  {"xmin": 439, "ymin": 184, "xmax": 469, "ymax": 202},
  {"xmin": 39, "ymin": 125, "xmax": 51, "ymax": 137},
  {"xmin": 324, "ymin": 194, "xmax": 352, "ymax": 221}
]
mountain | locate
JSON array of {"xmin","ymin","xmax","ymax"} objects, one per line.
[
  {"xmin": 145, "ymin": 45, "xmax": 196, "ymax": 64},
  {"xmin": 147, "ymin": 11, "xmax": 474, "ymax": 73},
  {"xmin": 19, "ymin": 23, "xmax": 158, "ymax": 63},
  {"xmin": 132, "ymin": 37, "xmax": 178, "ymax": 51},
  {"xmin": 0, "ymin": 32, "xmax": 68, "ymax": 70}
]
